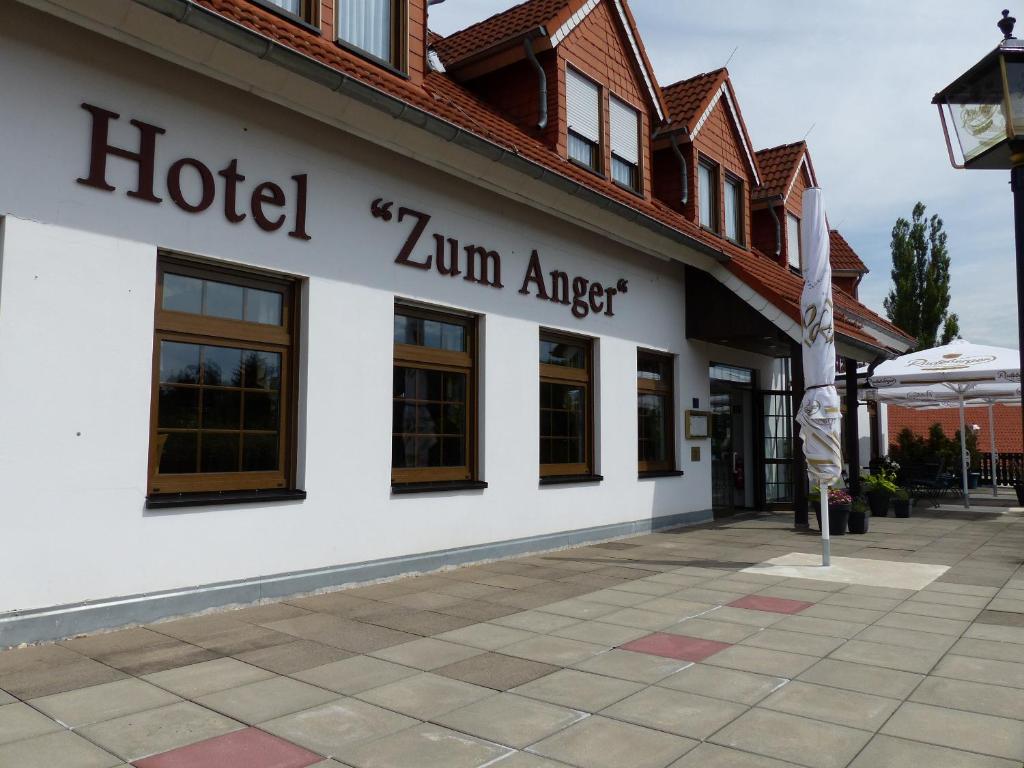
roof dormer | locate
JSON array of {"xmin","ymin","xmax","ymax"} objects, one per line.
[
  {"xmin": 829, "ymin": 229, "xmax": 869, "ymax": 299},
  {"xmin": 751, "ymin": 141, "xmax": 818, "ymax": 272},
  {"xmin": 653, "ymin": 68, "xmax": 760, "ymax": 247}
]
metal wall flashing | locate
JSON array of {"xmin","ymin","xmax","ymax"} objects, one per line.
[{"xmin": 0, "ymin": 508, "xmax": 712, "ymax": 648}]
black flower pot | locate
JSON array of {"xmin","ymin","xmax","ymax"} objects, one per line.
[
  {"xmin": 893, "ymin": 499, "xmax": 911, "ymax": 518},
  {"xmin": 1015, "ymin": 482, "xmax": 1024, "ymax": 506},
  {"xmin": 866, "ymin": 489, "xmax": 891, "ymax": 517},
  {"xmin": 814, "ymin": 503, "xmax": 850, "ymax": 535},
  {"xmin": 848, "ymin": 509, "xmax": 869, "ymax": 534},
  {"xmin": 968, "ymin": 472, "xmax": 981, "ymax": 490}
]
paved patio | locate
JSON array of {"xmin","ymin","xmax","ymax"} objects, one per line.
[{"xmin": 2, "ymin": 508, "xmax": 1024, "ymax": 768}]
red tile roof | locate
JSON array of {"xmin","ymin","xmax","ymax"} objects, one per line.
[
  {"xmin": 829, "ymin": 230, "xmax": 869, "ymax": 274},
  {"xmin": 754, "ymin": 142, "xmax": 810, "ymax": 201},
  {"xmin": 432, "ymin": 0, "xmax": 568, "ymax": 67},
  {"xmin": 661, "ymin": 69, "xmax": 727, "ymax": 131},
  {"xmin": 189, "ymin": 0, "xmax": 909, "ymax": 352}
]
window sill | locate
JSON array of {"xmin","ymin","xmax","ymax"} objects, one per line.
[
  {"xmin": 334, "ymin": 38, "xmax": 410, "ymax": 80},
  {"xmin": 639, "ymin": 469, "xmax": 686, "ymax": 479},
  {"xmin": 250, "ymin": 0, "xmax": 321, "ymax": 35},
  {"xmin": 567, "ymin": 157, "xmax": 606, "ymax": 180},
  {"xmin": 539, "ymin": 473, "xmax": 604, "ymax": 486},
  {"xmin": 612, "ymin": 179, "xmax": 644, "ymax": 198},
  {"xmin": 146, "ymin": 488, "xmax": 307, "ymax": 510},
  {"xmin": 392, "ymin": 480, "xmax": 488, "ymax": 495}
]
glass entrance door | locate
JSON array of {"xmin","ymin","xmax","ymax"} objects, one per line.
[{"xmin": 710, "ymin": 364, "xmax": 755, "ymax": 516}]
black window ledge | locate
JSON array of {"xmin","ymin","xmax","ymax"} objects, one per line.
[
  {"xmin": 392, "ymin": 480, "xmax": 488, "ymax": 495},
  {"xmin": 568, "ymin": 157, "xmax": 607, "ymax": 180},
  {"xmin": 540, "ymin": 473, "xmax": 604, "ymax": 486},
  {"xmin": 639, "ymin": 469, "xmax": 686, "ymax": 479},
  {"xmin": 146, "ymin": 488, "xmax": 307, "ymax": 510},
  {"xmin": 249, "ymin": 0, "xmax": 322, "ymax": 36}
]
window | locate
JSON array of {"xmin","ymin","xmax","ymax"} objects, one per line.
[
  {"xmin": 566, "ymin": 67, "xmax": 601, "ymax": 172},
  {"xmin": 257, "ymin": 0, "xmax": 315, "ymax": 24},
  {"xmin": 610, "ymin": 96, "xmax": 640, "ymax": 191},
  {"xmin": 787, "ymin": 212, "xmax": 802, "ymax": 271},
  {"xmin": 698, "ymin": 160, "xmax": 718, "ymax": 231},
  {"xmin": 724, "ymin": 175, "xmax": 743, "ymax": 243},
  {"xmin": 392, "ymin": 304, "xmax": 476, "ymax": 484},
  {"xmin": 539, "ymin": 331, "xmax": 593, "ymax": 476},
  {"xmin": 637, "ymin": 351, "xmax": 675, "ymax": 473},
  {"xmin": 338, "ymin": 0, "xmax": 401, "ymax": 65},
  {"xmin": 150, "ymin": 256, "xmax": 297, "ymax": 496}
]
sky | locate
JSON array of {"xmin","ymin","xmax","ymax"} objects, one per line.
[{"xmin": 429, "ymin": 1, "xmax": 1021, "ymax": 349}]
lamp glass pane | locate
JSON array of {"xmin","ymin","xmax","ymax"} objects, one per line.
[{"xmin": 946, "ymin": 63, "xmax": 1009, "ymax": 163}]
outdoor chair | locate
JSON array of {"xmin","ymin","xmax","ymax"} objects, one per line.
[{"xmin": 904, "ymin": 459, "xmax": 963, "ymax": 507}]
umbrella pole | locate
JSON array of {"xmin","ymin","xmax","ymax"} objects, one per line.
[
  {"xmin": 820, "ymin": 482, "xmax": 831, "ymax": 567},
  {"xmin": 959, "ymin": 395, "xmax": 970, "ymax": 510},
  {"xmin": 988, "ymin": 402, "xmax": 998, "ymax": 498}
]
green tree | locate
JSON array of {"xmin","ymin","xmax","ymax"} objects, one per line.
[{"xmin": 883, "ymin": 202, "xmax": 960, "ymax": 349}]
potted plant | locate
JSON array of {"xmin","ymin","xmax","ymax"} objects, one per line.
[
  {"xmin": 848, "ymin": 497, "xmax": 869, "ymax": 534},
  {"xmin": 863, "ymin": 467, "xmax": 898, "ymax": 517},
  {"xmin": 811, "ymin": 487, "xmax": 852, "ymax": 535},
  {"xmin": 893, "ymin": 487, "xmax": 911, "ymax": 518}
]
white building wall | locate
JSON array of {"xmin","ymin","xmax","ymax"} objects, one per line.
[{"xmin": 0, "ymin": 8, "xmax": 716, "ymax": 613}]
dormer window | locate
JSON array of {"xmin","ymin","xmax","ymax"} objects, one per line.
[
  {"xmin": 256, "ymin": 0, "xmax": 315, "ymax": 25},
  {"xmin": 698, "ymin": 159, "xmax": 718, "ymax": 231},
  {"xmin": 338, "ymin": 0, "xmax": 401, "ymax": 66},
  {"xmin": 610, "ymin": 96, "xmax": 640, "ymax": 191},
  {"xmin": 724, "ymin": 175, "xmax": 743, "ymax": 244},
  {"xmin": 566, "ymin": 67, "xmax": 601, "ymax": 172},
  {"xmin": 787, "ymin": 213, "xmax": 802, "ymax": 271}
]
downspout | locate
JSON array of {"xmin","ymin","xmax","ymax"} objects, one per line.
[
  {"xmin": 767, "ymin": 198, "xmax": 782, "ymax": 259},
  {"xmin": 523, "ymin": 31, "xmax": 548, "ymax": 131},
  {"xmin": 669, "ymin": 133, "xmax": 688, "ymax": 206}
]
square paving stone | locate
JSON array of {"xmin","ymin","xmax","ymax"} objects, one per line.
[
  {"xmin": 384, "ymin": 591, "xmax": 467, "ymax": 611},
  {"xmin": 511, "ymin": 669, "xmax": 643, "ymax": 712},
  {"xmin": 77, "ymin": 701, "xmax": 244, "ymax": 762},
  {"xmin": 500, "ymin": 635, "xmax": 609, "ymax": 666},
  {"xmin": 822, "ymin": 593, "xmax": 904, "ymax": 611},
  {"xmin": 142, "ymin": 658, "xmax": 274, "ymax": 698},
  {"xmin": 910, "ymin": 676, "xmax": 1024, "ymax": 720},
  {"xmin": 619, "ymin": 633, "xmax": 731, "ymax": 662},
  {"xmin": 260, "ymin": 699, "xmax": 417, "ymax": 759},
  {"xmin": 601, "ymin": 686, "xmax": 746, "ymax": 740},
  {"xmin": 354, "ymin": 672, "xmax": 494, "ymax": 720},
  {"xmin": 662, "ymin": 618, "xmax": 759, "ymax": 644},
  {"xmin": 433, "ymin": 623, "xmax": 537, "ymax": 651},
  {"xmin": 709, "ymin": 708, "xmax": 872, "ymax": 768},
  {"xmin": 760, "ymin": 680, "xmax": 899, "ymax": 730},
  {"xmin": 434, "ymin": 692, "xmax": 585, "ymax": 749},
  {"xmin": 29, "ymin": 678, "xmax": 180, "ymax": 728},
  {"xmin": 549, "ymin": 621, "xmax": 649, "ymax": 646},
  {"xmin": 771, "ymin": 615, "xmax": 865, "ymax": 639},
  {"xmin": 292, "ymin": 656, "xmax": 418, "ymax": 695},
  {"xmin": 667, "ymin": 742, "xmax": 801, "ymax": 768},
  {"xmin": 728, "ymin": 596, "xmax": 813, "ymax": 614},
  {"xmin": 798, "ymin": 659, "xmax": 924, "ymax": 699},
  {"xmin": 360, "ymin": 607, "xmax": 478, "ymax": 636},
  {"xmin": 739, "ymin": 628, "xmax": 844, "ymax": 657},
  {"xmin": 852, "ymin": 625, "xmax": 957, "ymax": 653},
  {"xmin": 0, "ymin": 644, "xmax": 128, "ymax": 699},
  {"xmin": 133, "ymin": 727, "xmax": 322, "ymax": 768},
  {"xmin": 848, "ymin": 734, "xmax": 1020, "ymax": 768},
  {"xmin": 910, "ymin": 590, "xmax": 991, "ymax": 608},
  {"xmin": 0, "ymin": 730, "xmax": 121, "ymax": 768},
  {"xmin": 529, "ymin": 715, "xmax": 696, "ymax": 768},
  {"xmin": 882, "ymin": 702, "xmax": 1024, "ymax": 761},
  {"xmin": 702, "ymin": 644, "xmax": 818, "ymax": 678},
  {"xmin": 0, "ymin": 691, "xmax": 13, "ymax": 706},
  {"xmin": 493, "ymin": 752, "xmax": 580, "ymax": 768},
  {"xmin": 829, "ymin": 639, "xmax": 945, "ymax": 674},
  {"xmin": 0, "ymin": 702, "xmax": 63, "ymax": 745},
  {"xmin": 369, "ymin": 638, "xmax": 484, "ymax": 671},
  {"xmin": 262, "ymin": 614, "xmax": 419, "ymax": 653},
  {"xmin": 950, "ymin": 637, "xmax": 1024, "ymax": 664},
  {"xmin": 801, "ymin": 603, "xmax": 888, "ymax": 624},
  {"xmin": 285, "ymin": 593, "xmax": 381, "ymax": 617},
  {"xmin": 434, "ymin": 652, "xmax": 557, "ymax": 690},
  {"xmin": 658, "ymin": 663, "xmax": 787, "ymax": 705},
  {"xmin": 227, "ymin": 602, "xmax": 313, "ymax": 625},
  {"xmin": 705, "ymin": 607, "xmax": 788, "ymax": 628},
  {"xmin": 190, "ymin": 624, "xmax": 299, "ymax": 656},
  {"xmin": 338, "ymin": 723, "xmax": 511, "ymax": 768},
  {"xmin": 491, "ymin": 611, "xmax": 583, "ymax": 633},
  {"xmin": 976, "ymin": 610, "xmax": 1024, "ymax": 627},
  {"xmin": 234, "ymin": 641, "xmax": 353, "ymax": 675},
  {"xmin": 573, "ymin": 649, "xmax": 692, "ymax": 684},
  {"xmin": 964, "ymin": 623, "xmax": 1024, "ymax": 644},
  {"xmin": 534, "ymin": 599, "xmax": 619, "ymax": 620},
  {"xmin": 195, "ymin": 676, "xmax": 340, "ymax": 724},
  {"xmin": 932, "ymin": 655, "xmax": 1024, "ymax": 689},
  {"xmin": 894, "ymin": 601, "xmax": 981, "ymax": 621},
  {"xmin": 875, "ymin": 611, "xmax": 971, "ymax": 636},
  {"xmin": 629, "ymin": 597, "xmax": 714, "ymax": 617}
]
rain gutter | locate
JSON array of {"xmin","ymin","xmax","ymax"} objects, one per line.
[{"xmin": 132, "ymin": 0, "xmax": 729, "ymax": 263}]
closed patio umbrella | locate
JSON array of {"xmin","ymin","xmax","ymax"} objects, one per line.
[{"xmin": 795, "ymin": 188, "xmax": 843, "ymax": 566}]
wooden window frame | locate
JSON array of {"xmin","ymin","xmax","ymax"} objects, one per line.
[
  {"xmin": 723, "ymin": 173, "xmax": 744, "ymax": 245},
  {"xmin": 698, "ymin": 156, "xmax": 720, "ymax": 233},
  {"xmin": 609, "ymin": 91, "xmax": 643, "ymax": 195},
  {"xmin": 148, "ymin": 254, "xmax": 300, "ymax": 496},
  {"xmin": 335, "ymin": 0, "xmax": 408, "ymax": 73},
  {"xmin": 252, "ymin": 0, "xmax": 319, "ymax": 31},
  {"xmin": 566, "ymin": 64, "xmax": 604, "ymax": 175},
  {"xmin": 637, "ymin": 350, "xmax": 676, "ymax": 473},
  {"xmin": 539, "ymin": 329, "xmax": 594, "ymax": 478},
  {"xmin": 392, "ymin": 302, "xmax": 477, "ymax": 485},
  {"xmin": 786, "ymin": 211, "xmax": 802, "ymax": 273}
]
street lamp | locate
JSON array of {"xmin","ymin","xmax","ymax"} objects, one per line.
[{"xmin": 933, "ymin": 9, "xmax": 1024, "ymax": 503}]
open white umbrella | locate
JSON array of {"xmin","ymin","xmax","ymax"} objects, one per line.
[
  {"xmin": 795, "ymin": 188, "xmax": 843, "ymax": 566},
  {"xmin": 871, "ymin": 341, "xmax": 1021, "ymax": 508}
]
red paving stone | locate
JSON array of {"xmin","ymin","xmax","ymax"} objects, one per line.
[
  {"xmin": 133, "ymin": 728, "xmax": 322, "ymax": 768},
  {"xmin": 619, "ymin": 633, "xmax": 731, "ymax": 662},
  {"xmin": 728, "ymin": 595, "xmax": 813, "ymax": 614}
]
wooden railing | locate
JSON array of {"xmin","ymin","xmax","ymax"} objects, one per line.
[{"xmin": 979, "ymin": 453, "xmax": 1023, "ymax": 486}]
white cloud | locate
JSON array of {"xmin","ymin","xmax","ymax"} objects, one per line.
[{"xmin": 428, "ymin": 1, "xmax": 1020, "ymax": 348}]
